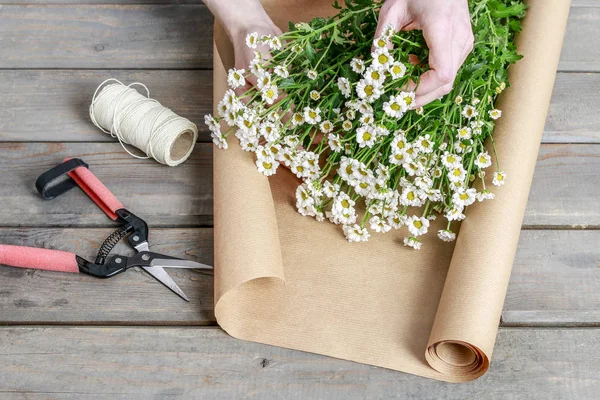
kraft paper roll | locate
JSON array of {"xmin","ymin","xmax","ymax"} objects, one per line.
[{"xmin": 212, "ymin": 0, "xmax": 571, "ymax": 382}]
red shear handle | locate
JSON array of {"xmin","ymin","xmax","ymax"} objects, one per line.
[
  {"xmin": 0, "ymin": 245, "xmax": 79, "ymax": 273},
  {"xmin": 64, "ymin": 158, "xmax": 124, "ymax": 221}
]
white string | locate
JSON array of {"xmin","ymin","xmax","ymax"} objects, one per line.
[{"xmin": 89, "ymin": 78, "xmax": 198, "ymax": 166}]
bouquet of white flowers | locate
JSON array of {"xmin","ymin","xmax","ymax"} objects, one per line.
[{"xmin": 206, "ymin": 0, "xmax": 526, "ymax": 249}]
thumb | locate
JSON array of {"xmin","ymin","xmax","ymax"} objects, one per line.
[{"xmin": 373, "ymin": 1, "xmax": 409, "ymax": 50}]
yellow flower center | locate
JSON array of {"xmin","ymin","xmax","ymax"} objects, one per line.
[
  {"xmin": 341, "ymin": 199, "xmax": 350, "ymax": 208},
  {"xmin": 391, "ymin": 103, "xmax": 400, "ymax": 111},
  {"xmin": 394, "ymin": 154, "xmax": 404, "ymax": 161},
  {"xmin": 497, "ymin": 174, "xmax": 504, "ymax": 181},
  {"xmin": 244, "ymin": 120, "xmax": 252, "ymax": 128},
  {"xmin": 297, "ymin": 165, "xmax": 304, "ymax": 172},
  {"xmin": 362, "ymin": 132, "xmax": 372, "ymax": 141},
  {"xmin": 371, "ymin": 71, "xmax": 381, "ymax": 80},
  {"xmin": 262, "ymin": 162, "xmax": 272, "ymax": 169},
  {"xmin": 378, "ymin": 54, "xmax": 388, "ymax": 64},
  {"xmin": 392, "ymin": 66, "xmax": 401, "ymax": 75},
  {"xmin": 359, "ymin": 182, "xmax": 369, "ymax": 189},
  {"xmin": 407, "ymin": 192, "xmax": 415, "ymax": 200},
  {"xmin": 266, "ymin": 89, "xmax": 274, "ymax": 98},
  {"xmin": 346, "ymin": 165, "xmax": 353, "ymax": 174},
  {"xmin": 309, "ymin": 111, "xmax": 317, "ymax": 119},
  {"xmin": 479, "ymin": 156, "xmax": 487, "ymax": 163},
  {"xmin": 364, "ymin": 85, "xmax": 374, "ymax": 96},
  {"xmin": 295, "ymin": 114, "xmax": 303, "ymax": 122},
  {"xmin": 413, "ymin": 220, "xmax": 423, "ymax": 228},
  {"xmin": 459, "ymin": 193, "xmax": 469, "ymax": 200},
  {"xmin": 403, "ymin": 96, "xmax": 413, "ymax": 106},
  {"xmin": 421, "ymin": 140, "xmax": 430, "ymax": 148},
  {"xmin": 453, "ymin": 168, "xmax": 462, "ymax": 176},
  {"xmin": 377, "ymin": 39, "xmax": 386, "ymax": 47}
]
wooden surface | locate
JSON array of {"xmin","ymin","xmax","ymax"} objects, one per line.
[
  {"xmin": 0, "ymin": 0, "xmax": 598, "ymax": 398},
  {"xmin": 1, "ymin": 327, "xmax": 599, "ymax": 399}
]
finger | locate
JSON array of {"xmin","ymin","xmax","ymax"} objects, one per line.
[
  {"xmin": 414, "ymin": 82, "xmax": 453, "ymax": 108},
  {"xmin": 415, "ymin": 22, "xmax": 456, "ymax": 98},
  {"xmin": 373, "ymin": 1, "xmax": 408, "ymax": 51}
]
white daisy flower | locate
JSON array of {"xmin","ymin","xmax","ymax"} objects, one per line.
[
  {"xmin": 323, "ymin": 181, "xmax": 339, "ymax": 198},
  {"xmin": 256, "ymin": 72, "xmax": 272, "ymax": 90},
  {"xmin": 452, "ymin": 188, "xmax": 477, "ymax": 207},
  {"xmin": 454, "ymin": 139, "xmax": 472, "ymax": 154},
  {"xmin": 398, "ymin": 91, "xmax": 416, "ymax": 110},
  {"xmin": 399, "ymin": 185, "xmax": 424, "ymax": 207},
  {"xmin": 306, "ymin": 69, "xmax": 318, "ymax": 80},
  {"xmin": 256, "ymin": 156, "xmax": 279, "ymax": 176},
  {"xmin": 462, "ymin": 105, "xmax": 478, "ymax": 119},
  {"xmin": 437, "ymin": 230, "xmax": 456, "ymax": 242},
  {"xmin": 259, "ymin": 122, "xmax": 280, "ymax": 142},
  {"xmin": 456, "ymin": 126, "xmax": 472, "ymax": 140},
  {"xmin": 363, "ymin": 66, "xmax": 386, "ymax": 84},
  {"xmin": 343, "ymin": 224, "xmax": 370, "ymax": 243},
  {"xmin": 455, "ymin": 95, "xmax": 463, "ymax": 104},
  {"xmin": 403, "ymin": 236, "xmax": 422, "ymax": 250},
  {"xmin": 274, "ymin": 65, "xmax": 289, "ymax": 78},
  {"xmin": 383, "ymin": 95, "xmax": 405, "ymax": 119},
  {"xmin": 320, "ymin": 120, "xmax": 334, "ymax": 133},
  {"xmin": 371, "ymin": 48, "xmax": 393, "ymax": 69},
  {"xmin": 227, "ymin": 68, "xmax": 246, "ymax": 89},
  {"xmin": 448, "ymin": 165, "xmax": 467, "ymax": 183},
  {"xmin": 310, "ymin": 90, "xmax": 321, "ymax": 101},
  {"xmin": 388, "ymin": 213, "xmax": 407, "ymax": 229},
  {"xmin": 303, "ymin": 106, "xmax": 322, "ymax": 125},
  {"xmin": 204, "ymin": 114, "xmax": 218, "ymax": 130},
  {"xmin": 357, "ymin": 101, "xmax": 374, "ymax": 115},
  {"xmin": 291, "ymin": 112, "xmax": 304, "ymax": 127},
  {"xmin": 356, "ymin": 124, "xmax": 376, "ymax": 148},
  {"xmin": 414, "ymin": 135, "xmax": 434, "ymax": 154},
  {"xmin": 350, "ymin": 58, "xmax": 365, "ymax": 74},
  {"xmin": 245, "ymin": 32, "xmax": 259, "ymax": 48},
  {"xmin": 489, "ymin": 109, "xmax": 502, "ymax": 119},
  {"xmin": 472, "ymin": 97, "xmax": 481, "ymax": 105},
  {"xmin": 474, "ymin": 152, "xmax": 492, "ymax": 169},
  {"xmin": 337, "ymin": 77, "xmax": 351, "ymax": 98},
  {"xmin": 249, "ymin": 59, "xmax": 264, "ymax": 76},
  {"xmin": 356, "ymin": 79, "xmax": 382, "ymax": 102},
  {"xmin": 261, "ymin": 84, "xmax": 279, "ymax": 105},
  {"xmin": 372, "ymin": 35, "xmax": 389, "ymax": 49},
  {"xmin": 296, "ymin": 184, "xmax": 315, "ymax": 208},
  {"xmin": 345, "ymin": 109, "xmax": 356, "ymax": 120},
  {"xmin": 493, "ymin": 171, "xmax": 507, "ymax": 186},
  {"xmin": 389, "ymin": 62, "xmax": 407, "ymax": 79},
  {"xmin": 445, "ymin": 206, "xmax": 466, "ymax": 221},
  {"xmin": 268, "ymin": 36, "xmax": 282, "ymax": 50},
  {"xmin": 342, "ymin": 120, "xmax": 353, "ymax": 131},
  {"xmin": 477, "ymin": 190, "xmax": 495, "ymax": 202},
  {"xmin": 369, "ymin": 215, "xmax": 392, "ymax": 233}
]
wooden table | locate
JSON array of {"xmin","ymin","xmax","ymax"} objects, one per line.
[{"xmin": 0, "ymin": 1, "xmax": 598, "ymax": 398}]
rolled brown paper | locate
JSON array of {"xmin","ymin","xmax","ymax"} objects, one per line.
[{"xmin": 213, "ymin": 0, "xmax": 572, "ymax": 382}]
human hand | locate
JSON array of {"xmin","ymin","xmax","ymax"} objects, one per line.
[{"xmin": 375, "ymin": 0, "xmax": 474, "ymax": 107}]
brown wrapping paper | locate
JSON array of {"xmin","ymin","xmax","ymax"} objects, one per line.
[{"xmin": 213, "ymin": 0, "xmax": 571, "ymax": 382}]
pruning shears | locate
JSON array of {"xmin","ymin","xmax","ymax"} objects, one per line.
[{"xmin": 0, "ymin": 158, "xmax": 212, "ymax": 301}]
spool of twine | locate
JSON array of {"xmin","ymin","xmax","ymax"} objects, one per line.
[{"xmin": 90, "ymin": 78, "xmax": 198, "ymax": 166}]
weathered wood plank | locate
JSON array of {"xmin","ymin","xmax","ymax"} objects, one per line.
[
  {"xmin": 0, "ymin": 228, "xmax": 214, "ymax": 325},
  {"xmin": 560, "ymin": 4, "xmax": 600, "ymax": 72},
  {"xmin": 0, "ymin": 326, "xmax": 598, "ymax": 399},
  {"xmin": 505, "ymin": 229, "xmax": 600, "ymax": 327},
  {"xmin": 544, "ymin": 72, "xmax": 600, "ymax": 143},
  {"xmin": 525, "ymin": 144, "xmax": 600, "ymax": 227},
  {"xmin": 0, "ymin": 142, "xmax": 597, "ymax": 227},
  {"xmin": 0, "ymin": 71, "xmax": 597, "ymax": 143},
  {"xmin": 0, "ymin": 70, "xmax": 212, "ymax": 142},
  {"xmin": 0, "ymin": 142, "xmax": 213, "ymax": 227},
  {"xmin": 0, "ymin": 5, "xmax": 597, "ymax": 71},
  {"xmin": 0, "ymin": 228, "xmax": 597, "ymax": 325},
  {"xmin": 0, "ymin": 5, "xmax": 214, "ymax": 69}
]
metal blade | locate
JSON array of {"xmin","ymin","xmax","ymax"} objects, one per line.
[
  {"xmin": 149, "ymin": 258, "xmax": 213, "ymax": 270},
  {"xmin": 142, "ymin": 266, "xmax": 190, "ymax": 302}
]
